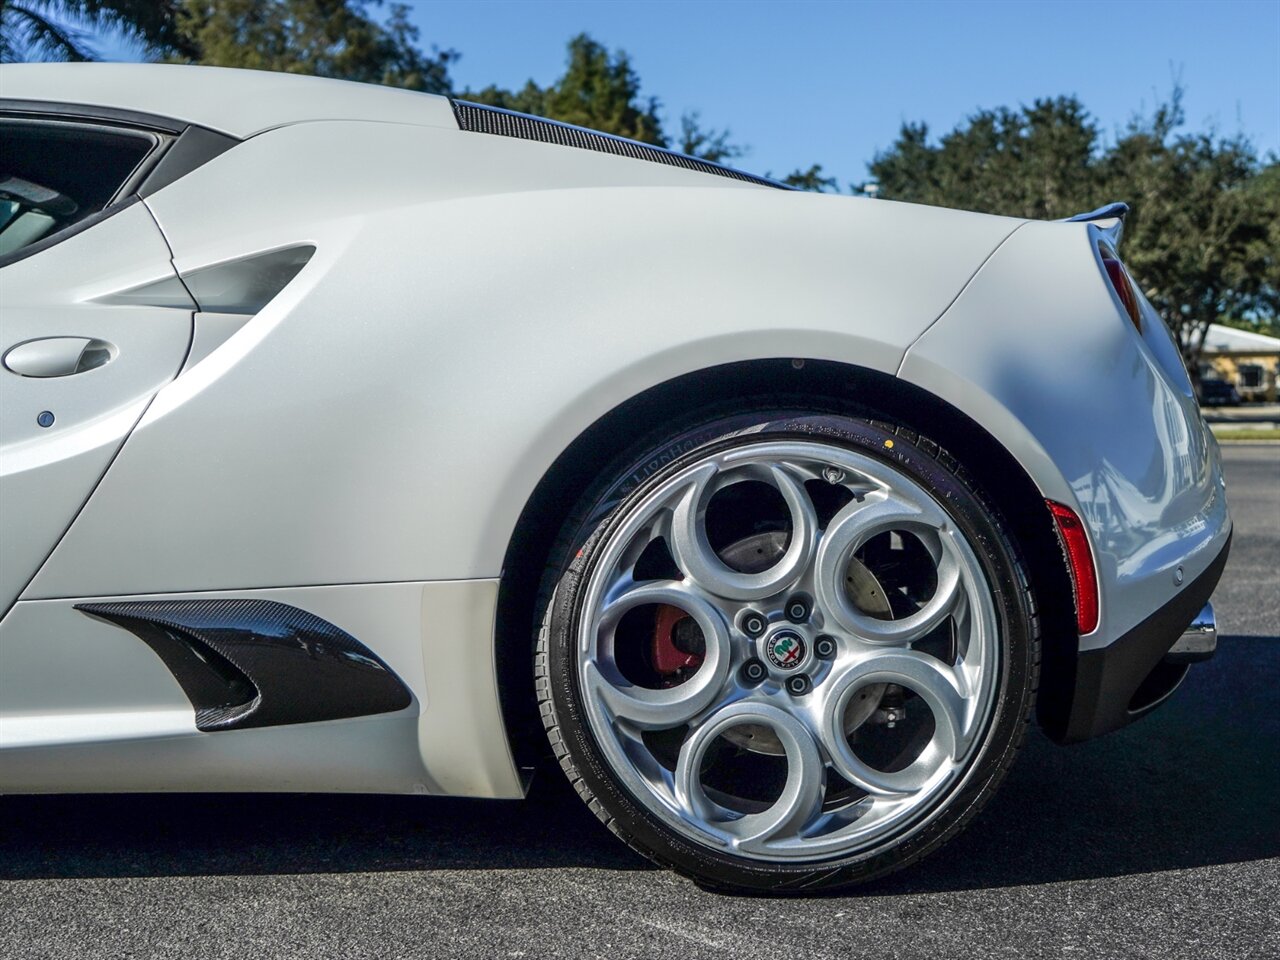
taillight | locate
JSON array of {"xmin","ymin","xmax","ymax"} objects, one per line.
[
  {"xmin": 1101, "ymin": 250, "xmax": 1142, "ymax": 332},
  {"xmin": 1047, "ymin": 501, "xmax": 1099, "ymax": 635}
]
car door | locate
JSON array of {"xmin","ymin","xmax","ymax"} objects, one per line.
[{"xmin": 0, "ymin": 114, "xmax": 196, "ymax": 615}]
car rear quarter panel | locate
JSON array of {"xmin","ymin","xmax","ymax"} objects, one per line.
[
  {"xmin": 24, "ymin": 119, "xmax": 1021, "ymax": 600},
  {"xmin": 899, "ymin": 219, "xmax": 1231, "ymax": 650}
]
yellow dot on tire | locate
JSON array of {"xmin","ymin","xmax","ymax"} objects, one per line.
[{"xmin": 884, "ymin": 439, "xmax": 895, "ymax": 449}]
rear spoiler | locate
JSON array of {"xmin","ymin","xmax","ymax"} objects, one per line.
[
  {"xmin": 1064, "ymin": 202, "xmax": 1129, "ymax": 223},
  {"xmin": 1063, "ymin": 202, "xmax": 1129, "ymax": 246}
]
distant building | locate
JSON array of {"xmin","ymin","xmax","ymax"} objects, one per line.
[{"xmin": 1199, "ymin": 323, "xmax": 1280, "ymax": 403}]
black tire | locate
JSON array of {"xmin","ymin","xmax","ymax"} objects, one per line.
[{"xmin": 536, "ymin": 408, "xmax": 1040, "ymax": 893}]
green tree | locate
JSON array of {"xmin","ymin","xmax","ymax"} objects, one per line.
[
  {"xmin": 170, "ymin": 0, "xmax": 455, "ymax": 93},
  {"xmin": 467, "ymin": 33, "xmax": 746, "ymax": 163},
  {"xmin": 1221, "ymin": 314, "xmax": 1280, "ymax": 340},
  {"xmin": 541, "ymin": 33, "xmax": 661, "ymax": 144},
  {"xmin": 779, "ymin": 163, "xmax": 838, "ymax": 192},
  {"xmin": 1099, "ymin": 95, "xmax": 1279, "ymax": 364},
  {"xmin": 870, "ymin": 93, "xmax": 1280, "ymax": 372},
  {"xmin": 465, "ymin": 78, "xmax": 546, "ymax": 117},
  {"xmin": 1, "ymin": 0, "xmax": 192, "ymax": 62},
  {"xmin": 467, "ymin": 33, "xmax": 664, "ymax": 145},
  {"xmin": 870, "ymin": 97, "xmax": 1098, "ymax": 219},
  {"xmin": 677, "ymin": 111, "xmax": 744, "ymax": 165}
]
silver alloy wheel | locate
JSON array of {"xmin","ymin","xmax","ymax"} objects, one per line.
[{"xmin": 576, "ymin": 440, "xmax": 1001, "ymax": 862}]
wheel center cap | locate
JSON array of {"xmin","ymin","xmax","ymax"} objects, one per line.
[{"xmin": 764, "ymin": 630, "xmax": 807, "ymax": 670}]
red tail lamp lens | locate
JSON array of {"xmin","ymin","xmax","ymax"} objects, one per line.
[
  {"xmin": 1047, "ymin": 500, "xmax": 1099, "ymax": 635},
  {"xmin": 1102, "ymin": 256, "xmax": 1142, "ymax": 332}
]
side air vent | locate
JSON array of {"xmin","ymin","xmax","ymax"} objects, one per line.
[
  {"xmin": 95, "ymin": 244, "xmax": 314, "ymax": 315},
  {"xmin": 77, "ymin": 599, "xmax": 412, "ymax": 731},
  {"xmin": 450, "ymin": 100, "xmax": 788, "ymax": 190}
]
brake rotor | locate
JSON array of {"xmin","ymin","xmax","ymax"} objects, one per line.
[
  {"xmin": 845, "ymin": 556, "xmax": 893, "ymax": 622},
  {"xmin": 715, "ymin": 530, "xmax": 789, "ymax": 574}
]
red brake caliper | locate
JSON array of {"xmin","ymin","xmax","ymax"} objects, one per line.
[{"xmin": 651, "ymin": 605, "xmax": 704, "ymax": 686}]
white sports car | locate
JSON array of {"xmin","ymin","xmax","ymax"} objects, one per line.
[{"xmin": 0, "ymin": 64, "xmax": 1230, "ymax": 892}]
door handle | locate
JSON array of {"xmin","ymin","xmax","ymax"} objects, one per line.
[{"xmin": 3, "ymin": 337, "xmax": 116, "ymax": 377}]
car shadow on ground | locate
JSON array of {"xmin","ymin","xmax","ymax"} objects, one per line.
[{"xmin": 2, "ymin": 635, "xmax": 1276, "ymax": 892}]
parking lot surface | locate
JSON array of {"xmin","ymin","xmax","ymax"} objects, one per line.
[{"xmin": 3, "ymin": 445, "xmax": 1276, "ymax": 959}]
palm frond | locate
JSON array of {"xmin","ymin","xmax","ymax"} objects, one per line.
[{"xmin": 2, "ymin": 2, "xmax": 97, "ymax": 61}]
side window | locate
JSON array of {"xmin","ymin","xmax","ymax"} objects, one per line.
[{"xmin": 0, "ymin": 119, "xmax": 159, "ymax": 259}]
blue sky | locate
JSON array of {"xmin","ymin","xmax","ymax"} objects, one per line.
[{"xmin": 97, "ymin": 0, "xmax": 1280, "ymax": 187}]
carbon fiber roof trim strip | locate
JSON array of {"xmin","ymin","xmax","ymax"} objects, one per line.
[{"xmin": 450, "ymin": 99, "xmax": 789, "ymax": 190}]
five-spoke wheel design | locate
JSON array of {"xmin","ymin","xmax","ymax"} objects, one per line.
[{"xmin": 574, "ymin": 438, "xmax": 1001, "ymax": 862}]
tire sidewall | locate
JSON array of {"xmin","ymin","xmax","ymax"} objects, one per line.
[{"xmin": 544, "ymin": 412, "xmax": 1035, "ymax": 892}]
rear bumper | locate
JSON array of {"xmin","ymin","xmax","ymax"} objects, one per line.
[{"xmin": 1058, "ymin": 532, "xmax": 1231, "ymax": 743}]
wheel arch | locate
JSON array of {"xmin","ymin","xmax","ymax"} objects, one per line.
[{"xmin": 495, "ymin": 358, "xmax": 1079, "ymax": 769}]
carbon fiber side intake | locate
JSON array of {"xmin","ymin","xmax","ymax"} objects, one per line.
[{"xmin": 77, "ymin": 599, "xmax": 413, "ymax": 731}]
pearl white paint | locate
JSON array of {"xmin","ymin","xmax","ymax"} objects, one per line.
[{"xmin": 0, "ymin": 64, "xmax": 1230, "ymax": 797}]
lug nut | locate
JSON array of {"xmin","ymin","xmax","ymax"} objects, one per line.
[
  {"xmin": 785, "ymin": 674, "xmax": 812, "ymax": 696},
  {"xmin": 785, "ymin": 596, "xmax": 810, "ymax": 623},
  {"xmin": 814, "ymin": 635, "xmax": 837, "ymax": 659},
  {"xmin": 741, "ymin": 611, "xmax": 767, "ymax": 637},
  {"xmin": 742, "ymin": 659, "xmax": 767, "ymax": 684}
]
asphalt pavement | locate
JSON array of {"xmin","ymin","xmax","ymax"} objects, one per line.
[{"xmin": 3, "ymin": 446, "xmax": 1277, "ymax": 960}]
